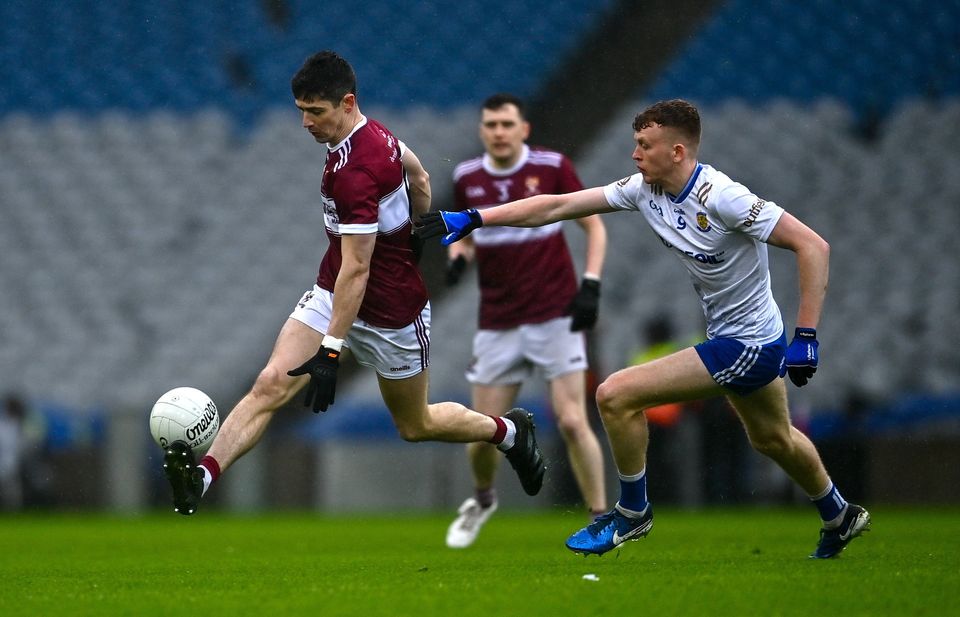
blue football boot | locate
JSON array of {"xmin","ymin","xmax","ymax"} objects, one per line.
[
  {"xmin": 811, "ymin": 503, "xmax": 871, "ymax": 558},
  {"xmin": 565, "ymin": 505, "xmax": 653, "ymax": 555}
]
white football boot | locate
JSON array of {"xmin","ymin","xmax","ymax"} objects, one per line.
[{"xmin": 445, "ymin": 497, "xmax": 498, "ymax": 548}]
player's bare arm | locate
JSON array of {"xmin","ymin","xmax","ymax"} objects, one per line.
[
  {"xmin": 573, "ymin": 214, "xmax": 607, "ymax": 278},
  {"xmin": 286, "ymin": 231, "xmax": 376, "ymax": 413},
  {"xmin": 766, "ymin": 212, "xmax": 830, "ymax": 329},
  {"xmin": 327, "ymin": 232, "xmax": 376, "ymax": 339},
  {"xmin": 417, "ymin": 187, "xmax": 614, "ymax": 246},
  {"xmin": 401, "ymin": 147, "xmax": 431, "ymax": 222},
  {"xmin": 482, "ymin": 187, "xmax": 615, "ymax": 228}
]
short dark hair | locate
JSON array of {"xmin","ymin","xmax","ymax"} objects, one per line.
[
  {"xmin": 633, "ymin": 99, "xmax": 701, "ymax": 147},
  {"xmin": 291, "ymin": 50, "xmax": 356, "ymax": 105},
  {"xmin": 482, "ymin": 93, "xmax": 526, "ymax": 119}
]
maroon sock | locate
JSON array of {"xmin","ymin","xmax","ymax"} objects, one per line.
[
  {"xmin": 200, "ymin": 455, "xmax": 221, "ymax": 483},
  {"xmin": 487, "ymin": 415, "xmax": 507, "ymax": 445},
  {"xmin": 476, "ymin": 488, "xmax": 497, "ymax": 509}
]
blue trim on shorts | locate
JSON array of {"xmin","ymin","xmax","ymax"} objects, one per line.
[{"xmin": 694, "ymin": 332, "xmax": 787, "ymax": 396}]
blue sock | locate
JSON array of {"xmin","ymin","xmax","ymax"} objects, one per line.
[
  {"xmin": 811, "ymin": 481, "xmax": 848, "ymax": 525},
  {"xmin": 618, "ymin": 468, "xmax": 648, "ymax": 513}
]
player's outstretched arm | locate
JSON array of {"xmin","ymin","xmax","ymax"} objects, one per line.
[
  {"xmin": 417, "ymin": 187, "xmax": 613, "ymax": 245},
  {"xmin": 483, "ymin": 187, "xmax": 612, "ymax": 227}
]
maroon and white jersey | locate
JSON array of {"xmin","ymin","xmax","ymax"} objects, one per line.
[
  {"xmin": 453, "ymin": 145, "xmax": 583, "ymax": 330},
  {"xmin": 317, "ymin": 116, "xmax": 427, "ymax": 329}
]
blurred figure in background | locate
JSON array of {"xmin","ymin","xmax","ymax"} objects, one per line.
[
  {"xmin": 0, "ymin": 393, "xmax": 27, "ymax": 510},
  {"xmin": 628, "ymin": 314, "xmax": 687, "ymax": 504},
  {"xmin": 444, "ymin": 94, "xmax": 608, "ymax": 549},
  {"xmin": 630, "ymin": 314, "xmax": 749, "ymax": 506},
  {"xmin": 0, "ymin": 393, "xmax": 53, "ymax": 510},
  {"xmin": 699, "ymin": 395, "xmax": 749, "ymax": 505}
]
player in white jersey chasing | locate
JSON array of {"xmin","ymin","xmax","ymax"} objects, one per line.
[
  {"xmin": 443, "ymin": 94, "xmax": 607, "ymax": 548},
  {"xmin": 418, "ymin": 99, "xmax": 870, "ymax": 559}
]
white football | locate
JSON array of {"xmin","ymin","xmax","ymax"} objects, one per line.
[{"xmin": 149, "ymin": 387, "xmax": 220, "ymax": 455}]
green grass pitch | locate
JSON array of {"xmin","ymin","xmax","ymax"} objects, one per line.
[{"xmin": 1, "ymin": 507, "xmax": 958, "ymax": 616}]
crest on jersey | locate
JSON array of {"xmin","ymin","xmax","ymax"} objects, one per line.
[
  {"xmin": 322, "ymin": 196, "xmax": 339, "ymax": 224},
  {"xmin": 696, "ymin": 212, "xmax": 711, "ymax": 232},
  {"xmin": 524, "ymin": 176, "xmax": 541, "ymax": 196}
]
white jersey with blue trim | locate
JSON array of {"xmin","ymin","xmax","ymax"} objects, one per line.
[{"xmin": 603, "ymin": 163, "xmax": 786, "ymax": 344}]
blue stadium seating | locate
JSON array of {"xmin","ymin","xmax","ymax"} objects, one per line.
[
  {"xmin": 2, "ymin": 1, "xmax": 958, "ymax": 511},
  {"xmin": 2, "ymin": 2, "xmax": 958, "ymax": 413},
  {"xmin": 0, "ymin": 0, "xmax": 616, "ymax": 115},
  {"xmin": 646, "ymin": 0, "xmax": 960, "ymax": 121}
]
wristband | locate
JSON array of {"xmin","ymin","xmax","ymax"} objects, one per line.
[
  {"xmin": 581, "ymin": 278, "xmax": 601, "ymax": 292},
  {"xmin": 321, "ymin": 334, "xmax": 344, "ymax": 352}
]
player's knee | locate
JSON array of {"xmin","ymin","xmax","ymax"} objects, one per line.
[
  {"xmin": 555, "ymin": 411, "xmax": 588, "ymax": 441},
  {"xmin": 250, "ymin": 365, "xmax": 292, "ymax": 405},
  {"xmin": 748, "ymin": 431, "xmax": 791, "ymax": 459},
  {"xmin": 595, "ymin": 379, "xmax": 630, "ymax": 417},
  {"xmin": 394, "ymin": 418, "xmax": 431, "ymax": 442}
]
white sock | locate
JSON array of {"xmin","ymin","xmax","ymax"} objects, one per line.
[
  {"xmin": 822, "ymin": 504, "xmax": 848, "ymax": 530},
  {"xmin": 615, "ymin": 502, "xmax": 649, "ymax": 519},
  {"xmin": 496, "ymin": 418, "xmax": 517, "ymax": 452},
  {"xmin": 200, "ymin": 465, "xmax": 213, "ymax": 497}
]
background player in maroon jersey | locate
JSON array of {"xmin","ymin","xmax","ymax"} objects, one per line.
[
  {"xmin": 161, "ymin": 53, "xmax": 545, "ymax": 517},
  {"xmin": 444, "ymin": 94, "xmax": 608, "ymax": 548}
]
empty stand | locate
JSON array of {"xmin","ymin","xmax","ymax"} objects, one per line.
[
  {"xmin": 1, "ymin": 0, "xmax": 958, "ymax": 420},
  {"xmin": 0, "ymin": 0, "xmax": 616, "ymax": 115}
]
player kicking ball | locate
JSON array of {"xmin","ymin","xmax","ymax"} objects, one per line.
[
  {"xmin": 161, "ymin": 51, "xmax": 545, "ymax": 518},
  {"xmin": 418, "ymin": 99, "xmax": 870, "ymax": 559}
]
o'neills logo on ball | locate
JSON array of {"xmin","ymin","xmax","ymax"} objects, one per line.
[{"xmin": 186, "ymin": 402, "xmax": 217, "ymax": 441}]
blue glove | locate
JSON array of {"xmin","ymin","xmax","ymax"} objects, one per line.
[
  {"xmin": 415, "ymin": 209, "xmax": 483, "ymax": 245},
  {"xmin": 781, "ymin": 327, "xmax": 819, "ymax": 387}
]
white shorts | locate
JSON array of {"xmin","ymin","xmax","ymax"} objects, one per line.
[
  {"xmin": 290, "ymin": 285, "xmax": 430, "ymax": 379},
  {"xmin": 466, "ymin": 316, "xmax": 588, "ymax": 385}
]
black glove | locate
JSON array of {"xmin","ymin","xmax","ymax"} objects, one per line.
[
  {"xmin": 287, "ymin": 346, "xmax": 341, "ymax": 412},
  {"xmin": 446, "ymin": 255, "xmax": 467, "ymax": 286},
  {"xmin": 409, "ymin": 232, "xmax": 425, "ymax": 264},
  {"xmin": 567, "ymin": 278, "xmax": 601, "ymax": 331},
  {"xmin": 780, "ymin": 327, "xmax": 819, "ymax": 387}
]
